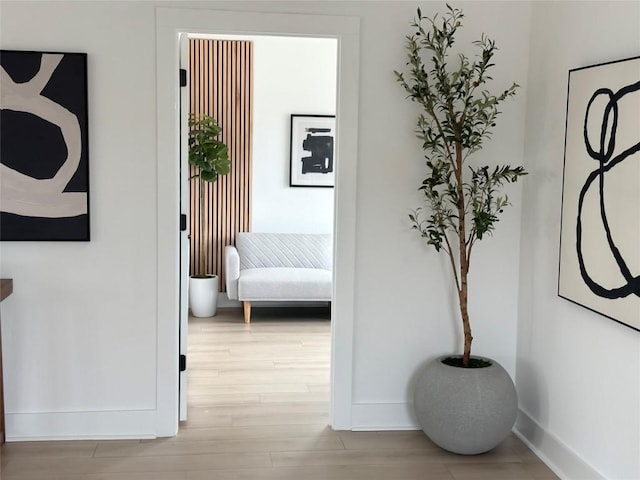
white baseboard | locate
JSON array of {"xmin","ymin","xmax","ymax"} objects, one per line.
[
  {"xmin": 351, "ymin": 402, "xmax": 420, "ymax": 431},
  {"xmin": 514, "ymin": 408, "xmax": 606, "ymax": 480},
  {"xmin": 5, "ymin": 409, "xmax": 158, "ymax": 441}
]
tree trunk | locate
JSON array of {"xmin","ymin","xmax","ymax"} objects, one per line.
[
  {"xmin": 459, "ymin": 265, "xmax": 472, "ymax": 366},
  {"xmin": 199, "ymin": 177, "xmax": 208, "ymax": 276},
  {"xmin": 454, "ymin": 142, "xmax": 473, "ymax": 366}
]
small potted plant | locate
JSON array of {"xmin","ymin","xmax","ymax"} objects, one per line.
[
  {"xmin": 395, "ymin": 5, "xmax": 527, "ymax": 454},
  {"xmin": 188, "ymin": 113, "xmax": 230, "ymax": 317}
]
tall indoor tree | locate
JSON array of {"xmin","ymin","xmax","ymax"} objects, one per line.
[
  {"xmin": 188, "ymin": 113, "xmax": 230, "ymax": 317},
  {"xmin": 395, "ymin": 5, "xmax": 527, "ymax": 367}
]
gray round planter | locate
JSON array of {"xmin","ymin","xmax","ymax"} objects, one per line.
[{"xmin": 413, "ymin": 355, "xmax": 517, "ymax": 455}]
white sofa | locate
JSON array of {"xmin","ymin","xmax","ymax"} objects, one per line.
[{"xmin": 225, "ymin": 232, "xmax": 333, "ymax": 323}]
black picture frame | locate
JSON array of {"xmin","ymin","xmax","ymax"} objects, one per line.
[
  {"xmin": 289, "ymin": 114, "xmax": 336, "ymax": 188},
  {"xmin": 0, "ymin": 49, "xmax": 90, "ymax": 241},
  {"xmin": 558, "ymin": 55, "xmax": 640, "ymax": 331}
]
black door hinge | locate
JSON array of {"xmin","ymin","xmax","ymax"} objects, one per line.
[
  {"xmin": 179, "ymin": 68, "xmax": 187, "ymax": 87},
  {"xmin": 180, "ymin": 214, "xmax": 187, "ymax": 231},
  {"xmin": 179, "ymin": 354, "xmax": 187, "ymax": 372}
]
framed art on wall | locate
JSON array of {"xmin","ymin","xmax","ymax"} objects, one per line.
[
  {"xmin": 0, "ymin": 50, "xmax": 90, "ymax": 241},
  {"xmin": 558, "ymin": 56, "xmax": 640, "ymax": 331},
  {"xmin": 290, "ymin": 114, "xmax": 336, "ymax": 187}
]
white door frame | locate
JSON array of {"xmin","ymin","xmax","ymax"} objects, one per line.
[
  {"xmin": 177, "ymin": 32, "xmax": 189, "ymax": 422},
  {"xmin": 155, "ymin": 7, "xmax": 360, "ymax": 436}
]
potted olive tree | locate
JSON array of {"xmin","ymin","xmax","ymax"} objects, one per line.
[
  {"xmin": 188, "ymin": 113, "xmax": 230, "ymax": 317},
  {"xmin": 395, "ymin": 5, "xmax": 527, "ymax": 454}
]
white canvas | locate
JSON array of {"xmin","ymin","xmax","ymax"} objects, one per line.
[{"xmin": 559, "ymin": 56, "xmax": 640, "ymax": 331}]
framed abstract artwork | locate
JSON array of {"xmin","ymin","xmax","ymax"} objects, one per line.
[
  {"xmin": 0, "ymin": 50, "xmax": 90, "ymax": 241},
  {"xmin": 558, "ymin": 56, "xmax": 640, "ymax": 331},
  {"xmin": 289, "ymin": 114, "xmax": 336, "ymax": 187}
]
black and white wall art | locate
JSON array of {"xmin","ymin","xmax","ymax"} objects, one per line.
[
  {"xmin": 0, "ymin": 50, "xmax": 90, "ymax": 241},
  {"xmin": 558, "ymin": 56, "xmax": 640, "ymax": 331},
  {"xmin": 290, "ymin": 114, "xmax": 335, "ymax": 187}
]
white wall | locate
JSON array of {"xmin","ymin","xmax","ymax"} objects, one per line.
[
  {"xmin": 0, "ymin": 1, "xmax": 159, "ymax": 438},
  {"xmin": 346, "ymin": 0, "xmax": 530, "ymax": 425},
  {"xmin": 251, "ymin": 36, "xmax": 337, "ymax": 234},
  {"xmin": 9, "ymin": 6, "xmax": 638, "ymax": 479},
  {"xmin": 517, "ymin": 2, "xmax": 640, "ymax": 479},
  {"xmin": 0, "ymin": 0, "xmax": 531, "ymax": 440},
  {"xmin": 0, "ymin": 0, "xmax": 530, "ymax": 437}
]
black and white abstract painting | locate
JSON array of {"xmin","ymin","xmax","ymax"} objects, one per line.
[
  {"xmin": 290, "ymin": 114, "xmax": 335, "ymax": 187},
  {"xmin": 558, "ymin": 56, "xmax": 640, "ymax": 331},
  {"xmin": 0, "ymin": 50, "xmax": 90, "ymax": 241}
]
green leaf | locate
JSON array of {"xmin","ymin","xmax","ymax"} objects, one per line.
[
  {"xmin": 188, "ymin": 113, "xmax": 230, "ymax": 184},
  {"xmin": 201, "ymin": 170, "xmax": 217, "ymax": 182},
  {"xmin": 395, "ymin": 4, "xmax": 527, "ymax": 291}
]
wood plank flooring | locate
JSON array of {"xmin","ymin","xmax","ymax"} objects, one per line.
[{"xmin": 0, "ymin": 306, "xmax": 558, "ymax": 479}]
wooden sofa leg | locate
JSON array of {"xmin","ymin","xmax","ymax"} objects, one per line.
[{"xmin": 243, "ymin": 301, "xmax": 251, "ymax": 324}]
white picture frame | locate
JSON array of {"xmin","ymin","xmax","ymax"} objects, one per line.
[
  {"xmin": 558, "ymin": 56, "xmax": 640, "ymax": 331},
  {"xmin": 289, "ymin": 114, "xmax": 336, "ymax": 188}
]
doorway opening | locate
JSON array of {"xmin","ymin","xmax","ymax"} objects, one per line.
[
  {"xmin": 182, "ymin": 33, "xmax": 339, "ymax": 426},
  {"xmin": 155, "ymin": 7, "xmax": 360, "ymax": 436}
]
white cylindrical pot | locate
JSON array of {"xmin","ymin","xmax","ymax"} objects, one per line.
[
  {"xmin": 189, "ymin": 275, "xmax": 218, "ymax": 317},
  {"xmin": 413, "ymin": 355, "xmax": 518, "ymax": 455}
]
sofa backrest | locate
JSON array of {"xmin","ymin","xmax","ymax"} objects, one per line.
[{"xmin": 235, "ymin": 232, "xmax": 332, "ymax": 270}]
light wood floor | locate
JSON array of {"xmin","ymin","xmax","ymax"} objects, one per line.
[{"xmin": 0, "ymin": 306, "xmax": 558, "ymax": 480}]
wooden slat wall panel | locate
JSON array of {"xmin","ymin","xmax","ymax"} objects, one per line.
[{"xmin": 189, "ymin": 39, "xmax": 253, "ymax": 291}]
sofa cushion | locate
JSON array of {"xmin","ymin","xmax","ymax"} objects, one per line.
[
  {"xmin": 236, "ymin": 233, "xmax": 332, "ymax": 270},
  {"xmin": 238, "ymin": 268, "xmax": 332, "ymax": 301}
]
